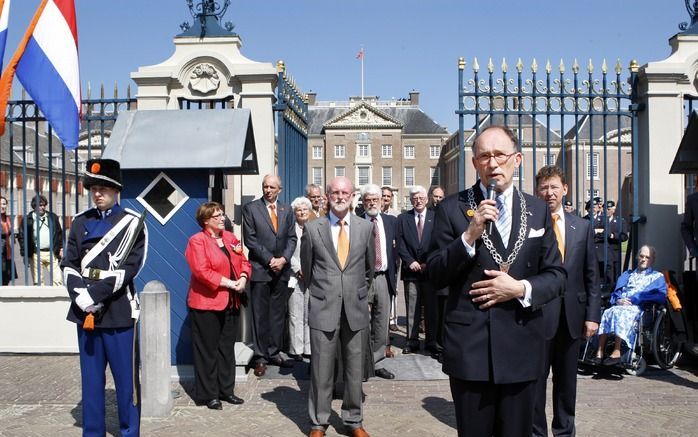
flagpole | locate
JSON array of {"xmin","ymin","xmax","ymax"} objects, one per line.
[{"xmin": 361, "ymin": 52, "xmax": 364, "ymax": 100}]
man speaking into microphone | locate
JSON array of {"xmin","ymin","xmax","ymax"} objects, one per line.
[{"xmin": 427, "ymin": 125, "xmax": 565, "ymax": 437}]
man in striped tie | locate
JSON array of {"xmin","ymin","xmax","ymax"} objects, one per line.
[
  {"xmin": 301, "ymin": 176, "xmax": 375, "ymax": 437},
  {"xmin": 533, "ymin": 165, "xmax": 600, "ymax": 437},
  {"xmin": 428, "ymin": 125, "xmax": 565, "ymax": 437}
]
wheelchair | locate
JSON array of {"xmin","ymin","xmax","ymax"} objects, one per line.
[{"xmin": 579, "ymin": 274, "xmax": 685, "ymax": 376}]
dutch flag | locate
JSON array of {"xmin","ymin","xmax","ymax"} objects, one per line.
[
  {"xmin": 0, "ymin": 0, "xmax": 10, "ymax": 72},
  {"xmin": 0, "ymin": 0, "xmax": 80, "ymax": 150}
]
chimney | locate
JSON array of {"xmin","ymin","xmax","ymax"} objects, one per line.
[
  {"xmin": 306, "ymin": 91, "xmax": 317, "ymax": 106},
  {"xmin": 409, "ymin": 90, "xmax": 420, "ymax": 106}
]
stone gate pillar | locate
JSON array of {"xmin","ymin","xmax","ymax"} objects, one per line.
[
  {"xmin": 637, "ymin": 29, "xmax": 698, "ymax": 272},
  {"xmin": 130, "ymin": 12, "xmax": 277, "ymax": 227}
]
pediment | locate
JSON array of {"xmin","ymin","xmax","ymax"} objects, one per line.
[{"xmin": 323, "ymin": 102, "xmax": 403, "ymax": 130}]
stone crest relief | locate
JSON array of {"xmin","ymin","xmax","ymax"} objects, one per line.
[{"xmin": 188, "ymin": 63, "xmax": 220, "ymax": 94}]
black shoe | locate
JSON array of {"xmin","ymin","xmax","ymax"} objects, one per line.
[
  {"xmin": 220, "ymin": 394, "xmax": 244, "ymax": 405},
  {"xmin": 206, "ymin": 399, "xmax": 222, "ymax": 410},
  {"xmin": 603, "ymin": 356, "xmax": 621, "ymax": 366},
  {"xmin": 289, "ymin": 353, "xmax": 304, "ymax": 362},
  {"xmin": 271, "ymin": 356, "xmax": 295, "ymax": 368},
  {"xmin": 402, "ymin": 345, "xmax": 417, "ymax": 354},
  {"xmin": 589, "ymin": 356, "xmax": 602, "ymax": 365},
  {"xmin": 374, "ymin": 368, "xmax": 395, "ymax": 379}
]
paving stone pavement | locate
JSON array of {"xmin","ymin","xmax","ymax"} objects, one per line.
[{"xmin": 0, "ymin": 353, "xmax": 697, "ymax": 436}]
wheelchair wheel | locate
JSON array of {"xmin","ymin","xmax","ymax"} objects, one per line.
[{"xmin": 651, "ymin": 309, "xmax": 683, "ymax": 369}]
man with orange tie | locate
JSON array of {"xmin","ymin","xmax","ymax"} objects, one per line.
[
  {"xmin": 533, "ymin": 165, "xmax": 600, "ymax": 437},
  {"xmin": 301, "ymin": 176, "xmax": 375, "ymax": 437},
  {"xmin": 242, "ymin": 174, "xmax": 297, "ymax": 377}
]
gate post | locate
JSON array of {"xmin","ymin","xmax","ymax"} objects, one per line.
[
  {"xmin": 139, "ymin": 280, "xmax": 173, "ymax": 417},
  {"xmin": 636, "ymin": 31, "xmax": 698, "ymax": 273}
]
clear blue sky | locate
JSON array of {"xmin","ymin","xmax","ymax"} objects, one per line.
[{"xmin": 4, "ymin": 0, "xmax": 690, "ymax": 132}]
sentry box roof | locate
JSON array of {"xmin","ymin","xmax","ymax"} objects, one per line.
[{"xmin": 103, "ymin": 109, "xmax": 258, "ymax": 175}]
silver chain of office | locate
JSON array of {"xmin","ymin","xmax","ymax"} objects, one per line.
[{"xmin": 466, "ymin": 187, "xmax": 528, "ymax": 272}]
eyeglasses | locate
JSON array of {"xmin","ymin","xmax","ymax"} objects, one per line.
[
  {"xmin": 210, "ymin": 213, "xmax": 225, "ymax": 219},
  {"xmin": 474, "ymin": 151, "xmax": 518, "ymax": 165}
]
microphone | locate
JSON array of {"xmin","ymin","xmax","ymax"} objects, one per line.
[{"xmin": 486, "ymin": 179, "xmax": 497, "ymax": 235}]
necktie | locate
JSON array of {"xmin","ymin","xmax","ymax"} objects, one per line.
[
  {"xmin": 372, "ymin": 217, "xmax": 382, "ymax": 271},
  {"xmin": 417, "ymin": 213, "xmax": 424, "ymax": 242},
  {"xmin": 552, "ymin": 213, "xmax": 565, "ymax": 261},
  {"xmin": 337, "ymin": 219, "xmax": 349, "ymax": 269},
  {"xmin": 269, "ymin": 204, "xmax": 278, "ymax": 233},
  {"xmin": 496, "ymin": 194, "xmax": 511, "ymax": 248}
]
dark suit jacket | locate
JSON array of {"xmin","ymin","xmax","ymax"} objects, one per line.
[
  {"xmin": 363, "ymin": 213, "xmax": 399, "ymax": 295},
  {"xmin": 397, "ymin": 208, "xmax": 435, "ymax": 282},
  {"xmin": 541, "ymin": 212, "xmax": 601, "ymax": 340},
  {"xmin": 242, "ymin": 198, "xmax": 297, "ymax": 282},
  {"xmin": 682, "ymin": 192, "xmax": 698, "ymax": 257},
  {"xmin": 427, "ymin": 183, "xmax": 566, "ymax": 384},
  {"xmin": 606, "ymin": 214, "xmax": 628, "ymax": 252},
  {"xmin": 18, "ymin": 211, "xmax": 63, "ymax": 258}
]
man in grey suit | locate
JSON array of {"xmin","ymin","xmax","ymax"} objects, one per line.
[
  {"xmin": 242, "ymin": 174, "xmax": 297, "ymax": 377},
  {"xmin": 301, "ymin": 176, "xmax": 375, "ymax": 437},
  {"xmin": 533, "ymin": 166, "xmax": 601, "ymax": 437}
]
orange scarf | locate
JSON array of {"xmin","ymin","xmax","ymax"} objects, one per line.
[{"xmin": 1, "ymin": 214, "xmax": 11, "ymax": 260}]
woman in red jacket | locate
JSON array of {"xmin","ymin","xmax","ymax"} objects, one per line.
[{"xmin": 185, "ymin": 202, "xmax": 251, "ymax": 410}]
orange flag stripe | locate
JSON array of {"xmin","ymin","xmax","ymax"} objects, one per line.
[{"xmin": 0, "ymin": 0, "xmax": 48, "ymax": 136}]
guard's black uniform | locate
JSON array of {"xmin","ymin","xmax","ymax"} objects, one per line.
[{"xmin": 62, "ymin": 203, "xmax": 147, "ymax": 437}]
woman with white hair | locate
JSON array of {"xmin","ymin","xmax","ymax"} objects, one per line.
[{"xmin": 288, "ymin": 196, "xmax": 312, "ymax": 359}]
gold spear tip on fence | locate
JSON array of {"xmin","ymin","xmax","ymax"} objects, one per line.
[
  {"xmin": 473, "ymin": 57, "xmax": 479, "ymax": 73},
  {"xmin": 531, "ymin": 58, "xmax": 538, "ymax": 73},
  {"xmin": 629, "ymin": 59, "xmax": 639, "ymax": 72},
  {"xmin": 501, "ymin": 58, "xmax": 508, "ymax": 73},
  {"xmin": 458, "ymin": 57, "xmax": 465, "ymax": 69},
  {"xmin": 602, "ymin": 59, "xmax": 608, "ymax": 74},
  {"xmin": 127, "ymin": 84, "xmax": 132, "ymax": 99},
  {"xmin": 558, "ymin": 59, "xmax": 565, "ymax": 73},
  {"xmin": 100, "ymin": 83, "xmax": 105, "ymax": 99},
  {"xmin": 113, "ymin": 82, "xmax": 118, "ymax": 99},
  {"xmin": 615, "ymin": 59, "xmax": 623, "ymax": 74},
  {"xmin": 587, "ymin": 59, "xmax": 594, "ymax": 73},
  {"xmin": 276, "ymin": 60, "xmax": 285, "ymax": 73},
  {"xmin": 516, "ymin": 58, "xmax": 523, "ymax": 73},
  {"xmin": 87, "ymin": 82, "xmax": 92, "ymax": 99},
  {"xmin": 488, "ymin": 58, "xmax": 494, "ymax": 73},
  {"xmin": 572, "ymin": 59, "xmax": 579, "ymax": 73}
]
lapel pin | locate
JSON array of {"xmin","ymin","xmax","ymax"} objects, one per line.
[{"xmin": 466, "ymin": 209, "xmax": 475, "ymax": 217}]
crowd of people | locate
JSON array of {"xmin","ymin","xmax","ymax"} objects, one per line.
[{"xmin": 5, "ymin": 125, "xmax": 676, "ymax": 437}]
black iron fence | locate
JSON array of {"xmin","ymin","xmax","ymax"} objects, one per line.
[
  {"xmin": 456, "ymin": 57, "xmax": 641, "ymax": 285},
  {"xmin": 0, "ymin": 87, "xmax": 134, "ymax": 286}
]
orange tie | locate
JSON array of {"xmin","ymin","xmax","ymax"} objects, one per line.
[
  {"xmin": 337, "ymin": 219, "xmax": 349, "ymax": 268},
  {"xmin": 552, "ymin": 213, "xmax": 564, "ymax": 261},
  {"xmin": 269, "ymin": 204, "xmax": 278, "ymax": 233}
]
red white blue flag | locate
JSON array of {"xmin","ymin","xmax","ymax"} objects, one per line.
[
  {"xmin": 0, "ymin": 0, "xmax": 81, "ymax": 150},
  {"xmin": 0, "ymin": 1, "xmax": 10, "ymax": 72}
]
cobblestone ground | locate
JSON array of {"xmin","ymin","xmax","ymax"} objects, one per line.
[{"xmin": 0, "ymin": 354, "xmax": 697, "ymax": 436}]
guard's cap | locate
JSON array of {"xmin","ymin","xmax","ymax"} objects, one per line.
[{"xmin": 83, "ymin": 159, "xmax": 123, "ymax": 191}]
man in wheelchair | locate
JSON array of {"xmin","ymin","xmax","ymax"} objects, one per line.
[{"xmin": 590, "ymin": 245, "xmax": 667, "ymax": 366}]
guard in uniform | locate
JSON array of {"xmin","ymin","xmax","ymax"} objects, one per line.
[
  {"xmin": 62, "ymin": 159, "xmax": 147, "ymax": 437},
  {"xmin": 605, "ymin": 200, "xmax": 628, "ymax": 283}
]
